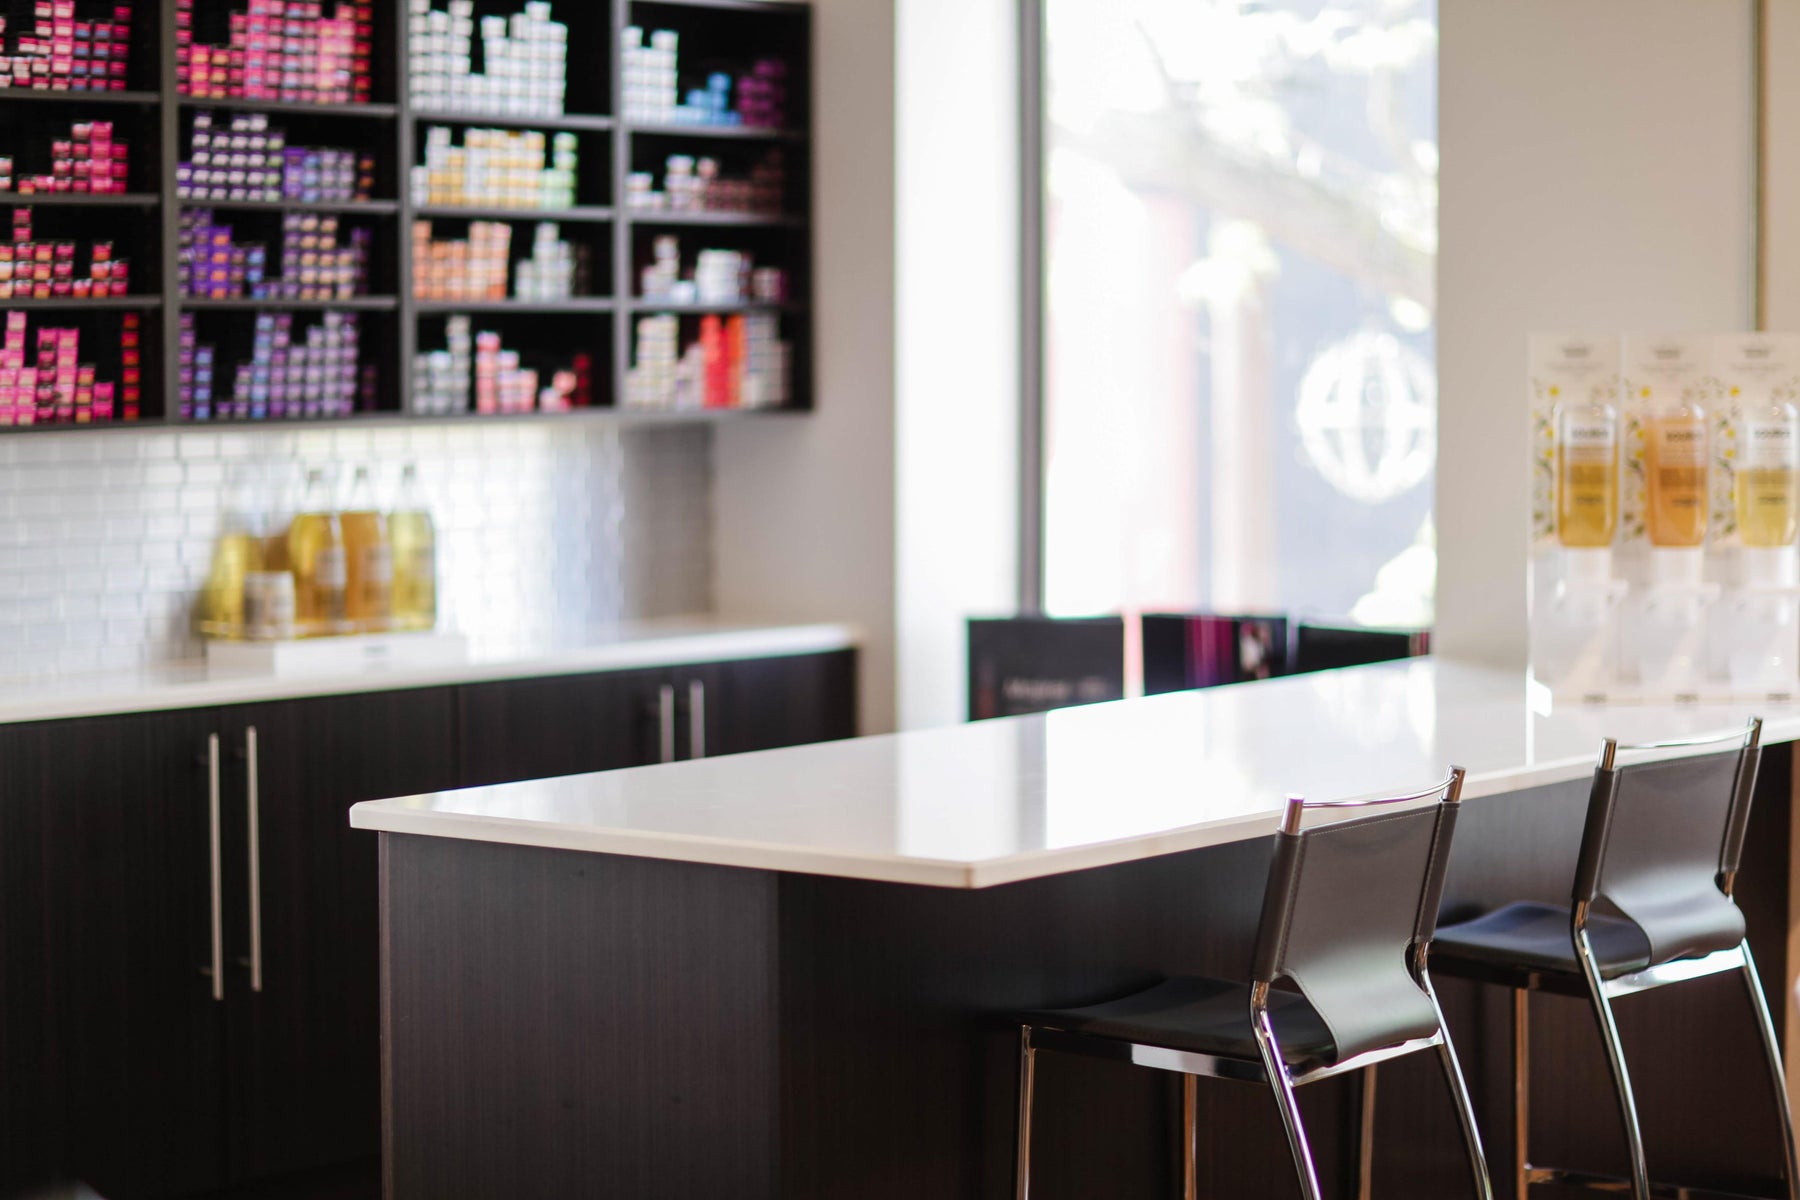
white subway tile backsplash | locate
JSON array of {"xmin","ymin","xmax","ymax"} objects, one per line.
[
  {"xmin": 0, "ymin": 423, "xmax": 712, "ymax": 677},
  {"xmin": 100, "ymin": 593, "xmax": 142, "ymax": 619}
]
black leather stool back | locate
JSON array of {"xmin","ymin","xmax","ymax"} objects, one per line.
[
  {"xmin": 1250, "ymin": 776, "xmax": 1462, "ymax": 1063},
  {"xmin": 1578, "ymin": 728, "xmax": 1760, "ymax": 965}
]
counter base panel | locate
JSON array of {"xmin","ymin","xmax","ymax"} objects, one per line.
[{"xmin": 378, "ymin": 753, "xmax": 1797, "ymax": 1199}]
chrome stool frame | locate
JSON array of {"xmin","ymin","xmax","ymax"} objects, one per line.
[
  {"xmin": 1013, "ymin": 768, "xmax": 1493, "ymax": 1200},
  {"xmin": 1434, "ymin": 720, "xmax": 1798, "ymax": 1200}
]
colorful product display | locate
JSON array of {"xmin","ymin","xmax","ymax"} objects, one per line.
[
  {"xmin": 1, "ymin": 206, "xmax": 129, "ymax": 297},
  {"xmin": 410, "ymin": 312, "xmax": 470, "ymax": 413},
  {"xmin": 621, "ymin": 26, "xmax": 789, "ymax": 129},
  {"xmin": 0, "ymin": 309, "xmax": 130, "ymax": 424},
  {"xmin": 407, "ymin": 0, "xmax": 567, "ymax": 118},
  {"xmin": 624, "ymin": 149, "xmax": 786, "ymax": 216},
  {"xmin": 411, "ymin": 125, "xmax": 576, "ymax": 210},
  {"xmin": 0, "ymin": 117, "xmax": 128, "ymax": 194},
  {"xmin": 178, "ymin": 207, "xmax": 370, "ymax": 300},
  {"xmin": 638, "ymin": 234, "xmax": 786, "ymax": 305},
  {"xmin": 176, "ymin": 110, "xmax": 374, "ymax": 204},
  {"xmin": 179, "ymin": 309, "xmax": 367, "ymax": 420},
  {"xmin": 411, "ymin": 219, "xmax": 509, "ymax": 301},
  {"xmin": 0, "ymin": 1, "xmax": 133, "ymax": 92},
  {"xmin": 409, "ymin": 314, "xmax": 590, "ymax": 414},
  {"xmin": 624, "ymin": 311, "xmax": 787, "ymax": 411},
  {"xmin": 473, "ymin": 327, "xmax": 586, "ymax": 412},
  {"xmin": 176, "ymin": 0, "xmax": 372, "ymax": 105},
  {"xmin": 511, "ymin": 221, "xmax": 581, "ymax": 300},
  {"xmin": 1530, "ymin": 330, "xmax": 1800, "ymax": 701},
  {"xmin": 412, "ymin": 219, "xmax": 594, "ymax": 304}
]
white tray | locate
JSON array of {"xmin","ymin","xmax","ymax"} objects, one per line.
[{"xmin": 205, "ymin": 631, "xmax": 470, "ymax": 679}]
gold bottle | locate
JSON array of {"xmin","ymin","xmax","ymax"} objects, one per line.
[
  {"xmin": 288, "ymin": 467, "xmax": 350, "ymax": 637},
  {"xmin": 199, "ymin": 528, "xmax": 264, "ymax": 638},
  {"xmin": 341, "ymin": 465, "xmax": 394, "ymax": 633},
  {"xmin": 1645, "ymin": 399, "xmax": 1709, "ymax": 548},
  {"xmin": 262, "ymin": 461, "xmax": 295, "ymax": 574},
  {"xmin": 390, "ymin": 463, "xmax": 438, "ymax": 631},
  {"xmin": 1736, "ymin": 400, "xmax": 1799, "ymax": 548},
  {"xmin": 199, "ymin": 465, "xmax": 267, "ymax": 638},
  {"xmin": 1556, "ymin": 400, "xmax": 1619, "ymax": 548}
]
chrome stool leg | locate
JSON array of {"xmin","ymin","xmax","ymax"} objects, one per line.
[
  {"xmin": 1015, "ymin": 1026, "xmax": 1036, "ymax": 1200},
  {"xmin": 1425, "ymin": 976, "xmax": 1494, "ymax": 1200},
  {"xmin": 1357, "ymin": 1065, "xmax": 1377, "ymax": 1200},
  {"xmin": 1515, "ymin": 989, "xmax": 1530, "ymax": 1199},
  {"xmin": 1438, "ymin": 1033, "xmax": 1496, "ymax": 1200},
  {"xmin": 1576, "ymin": 934, "xmax": 1651, "ymax": 1200},
  {"xmin": 1739, "ymin": 942, "xmax": 1800, "ymax": 1200},
  {"xmin": 1254, "ymin": 1004, "xmax": 1324, "ymax": 1200},
  {"xmin": 1182, "ymin": 1074, "xmax": 1198, "ymax": 1200}
]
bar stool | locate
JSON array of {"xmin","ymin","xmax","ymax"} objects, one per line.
[
  {"xmin": 1431, "ymin": 720, "xmax": 1798, "ymax": 1200},
  {"xmin": 1013, "ymin": 768, "xmax": 1493, "ymax": 1200}
]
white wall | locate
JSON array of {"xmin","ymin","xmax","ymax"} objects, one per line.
[
  {"xmin": 1435, "ymin": 1, "xmax": 1757, "ymax": 666},
  {"xmin": 894, "ymin": 0, "xmax": 1020, "ymax": 730},
  {"xmin": 1767, "ymin": 1, "xmax": 1800, "ymax": 330},
  {"xmin": 712, "ymin": 0, "xmax": 900, "ymax": 733}
]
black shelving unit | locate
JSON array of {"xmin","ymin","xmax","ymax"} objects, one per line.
[
  {"xmin": 195, "ymin": 198, "xmax": 401, "ymax": 215},
  {"xmin": 410, "ymin": 108, "xmax": 616, "ymax": 133},
  {"xmin": 0, "ymin": 0, "xmax": 811, "ymax": 432},
  {"xmin": 0, "ymin": 192, "xmax": 159, "ymax": 207},
  {"xmin": 412, "ymin": 203, "xmax": 615, "ymax": 224}
]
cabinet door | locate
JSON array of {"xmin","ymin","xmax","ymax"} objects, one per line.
[
  {"xmin": 456, "ymin": 667, "xmax": 673, "ymax": 787},
  {"xmin": 219, "ymin": 687, "xmax": 459, "ymax": 1186},
  {"xmin": 0, "ymin": 721, "xmax": 63, "ymax": 1195},
  {"xmin": 691, "ymin": 650, "xmax": 858, "ymax": 759},
  {"xmin": 39, "ymin": 709, "xmax": 230, "ymax": 1199}
]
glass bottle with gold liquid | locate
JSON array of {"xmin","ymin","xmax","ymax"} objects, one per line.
[
  {"xmin": 1737, "ymin": 393, "xmax": 1800, "ymax": 587},
  {"xmin": 1644, "ymin": 388, "xmax": 1710, "ymax": 581},
  {"xmin": 288, "ymin": 467, "xmax": 350, "ymax": 637},
  {"xmin": 390, "ymin": 463, "xmax": 438, "ymax": 631},
  {"xmin": 341, "ymin": 465, "xmax": 394, "ymax": 633},
  {"xmin": 1555, "ymin": 394, "xmax": 1619, "ymax": 555},
  {"xmin": 199, "ymin": 464, "xmax": 266, "ymax": 638}
]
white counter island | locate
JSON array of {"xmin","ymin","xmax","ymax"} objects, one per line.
[
  {"xmin": 356, "ymin": 659, "xmax": 1798, "ymax": 1200},
  {"xmin": 351, "ymin": 658, "xmax": 1782, "ymax": 887}
]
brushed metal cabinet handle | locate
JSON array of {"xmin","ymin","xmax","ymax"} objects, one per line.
[
  {"xmin": 244, "ymin": 726, "xmax": 263, "ymax": 993},
  {"xmin": 205, "ymin": 733, "xmax": 224, "ymax": 1002},
  {"xmin": 688, "ymin": 679, "xmax": 706, "ymax": 760},
  {"xmin": 658, "ymin": 684, "xmax": 676, "ymax": 764}
]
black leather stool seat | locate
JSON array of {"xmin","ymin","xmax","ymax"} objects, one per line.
[
  {"xmin": 1434, "ymin": 901, "xmax": 1654, "ymax": 979},
  {"xmin": 1025, "ymin": 976, "xmax": 1338, "ymax": 1070}
]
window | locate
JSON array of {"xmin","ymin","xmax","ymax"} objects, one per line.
[{"xmin": 1038, "ymin": 0, "xmax": 1438, "ymax": 627}]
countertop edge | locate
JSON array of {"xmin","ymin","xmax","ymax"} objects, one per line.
[
  {"xmin": 345, "ymin": 750, "xmax": 1614, "ymax": 889},
  {"xmin": 350, "ymin": 807, "xmax": 987, "ymax": 888},
  {"xmin": 0, "ymin": 621, "xmax": 862, "ymax": 726}
]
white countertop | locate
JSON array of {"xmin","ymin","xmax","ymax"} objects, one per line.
[
  {"xmin": 349, "ymin": 658, "xmax": 1793, "ymax": 888},
  {"xmin": 0, "ymin": 617, "xmax": 860, "ymax": 725}
]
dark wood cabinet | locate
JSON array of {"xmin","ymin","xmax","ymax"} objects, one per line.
[
  {"xmin": 0, "ymin": 648, "xmax": 854, "ymax": 1199},
  {"xmin": 219, "ymin": 690, "xmax": 459, "ymax": 1186},
  {"xmin": 456, "ymin": 666, "xmax": 672, "ymax": 787},
  {"xmin": 457, "ymin": 651, "xmax": 859, "ymax": 786},
  {"xmin": 35, "ymin": 709, "xmax": 230, "ymax": 1200},
  {"xmin": 0, "ymin": 718, "xmax": 63, "ymax": 1196},
  {"xmin": 696, "ymin": 650, "xmax": 858, "ymax": 758}
]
